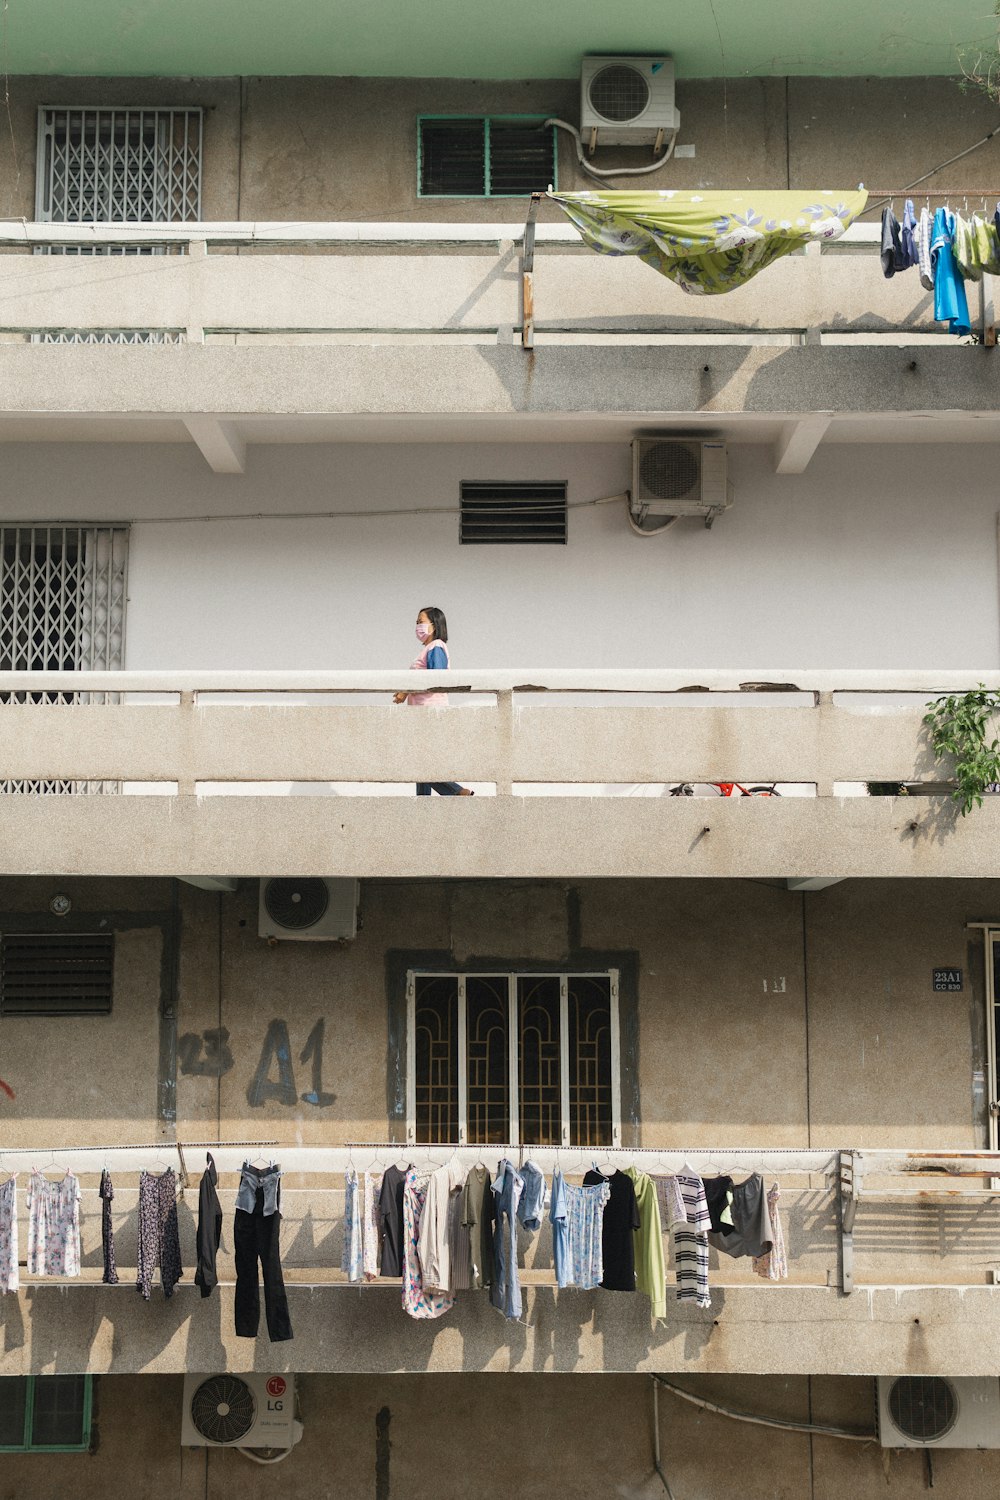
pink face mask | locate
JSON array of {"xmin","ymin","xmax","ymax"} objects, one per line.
[{"xmin": 415, "ymin": 622, "xmax": 432, "ymax": 642}]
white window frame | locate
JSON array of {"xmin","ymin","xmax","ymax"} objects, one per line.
[
  {"xmin": 981, "ymin": 930, "xmax": 1000, "ymax": 1150},
  {"xmin": 405, "ymin": 968, "xmax": 621, "ymax": 1147}
]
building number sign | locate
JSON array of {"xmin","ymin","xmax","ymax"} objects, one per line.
[{"xmin": 932, "ymin": 968, "xmax": 963, "ymax": 992}]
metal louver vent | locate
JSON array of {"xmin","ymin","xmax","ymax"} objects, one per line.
[
  {"xmin": 0, "ymin": 934, "xmax": 114, "ymax": 1016},
  {"xmin": 587, "ymin": 65, "xmax": 650, "ymax": 122},
  {"xmin": 460, "ymin": 482, "xmax": 568, "ymax": 544},
  {"xmin": 887, "ymin": 1378, "xmax": 959, "ymax": 1443},
  {"xmin": 263, "ymin": 879, "xmax": 331, "ymax": 931},
  {"xmin": 189, "ymin": 1377, "xmax": 257, "ymax": 1445},
  {"xmin": 419, "ymin": 118, "xmax": 555, "ymax": 197}
]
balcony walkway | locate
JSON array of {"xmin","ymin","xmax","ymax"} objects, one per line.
[{"xmin": 0, "ymin": 669, "xmax": 997, "ymax": 878}]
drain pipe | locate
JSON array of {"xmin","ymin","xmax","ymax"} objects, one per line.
[{"xmin": 651, "ymin": 1377, "xmax": 676, "ymax": 1498}]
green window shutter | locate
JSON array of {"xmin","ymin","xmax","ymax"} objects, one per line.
[{"xmin": 418, "ymin": 119, "xmax": 485, "ymax": 196}]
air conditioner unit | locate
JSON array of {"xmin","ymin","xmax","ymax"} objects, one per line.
[
  {"xmin": 876, "ymin": 1376, "xmax": 1000, "ymax": 1449},
  {"xmin": 181, "ymin": 1373, "xmax": 302, "ymax": 1449},
  {"xmin": 580, "ymin": 56, "xmax": 680, "ymax": 148},
  {"xmin": 258, "ymin": 877, "xmax": 359, "ymax": 941},
  {"xmin": 630, "ymin": 438, "xmax": 731, "ymax": 524}
]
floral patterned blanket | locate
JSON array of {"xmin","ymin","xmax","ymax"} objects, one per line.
[{"xmin": 550, "ymin": 189, "xmax": 869, "ymax": 294}]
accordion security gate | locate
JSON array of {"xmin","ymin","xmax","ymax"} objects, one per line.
[
  {"xmin": 33, "ymin": 107, "xmax": 201, "ymax": 343},
  {"xmin": 35, "ymin": 108, "xmax": 203, "ymax": 225},
  {"xmin": 0, "ymin": 526, "xmax": 128, "ymax": 794}
]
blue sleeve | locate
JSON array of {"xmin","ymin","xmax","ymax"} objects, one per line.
[{"xmin": 425, "ymin": 644, "xmax": 448, "ymax": 670}]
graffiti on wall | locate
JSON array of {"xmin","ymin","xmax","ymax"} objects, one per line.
[{"xmin": 178, "ymin": 1017, "xmax": 336, "ymax": 1109}]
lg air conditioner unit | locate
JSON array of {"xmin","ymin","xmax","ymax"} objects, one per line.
[
  {"xmin": 181, "ymin": 1374, "xmax": 301, "ymax": 1449},
  {"xmin": 630, "ymin": 438, "xmax": 731, "ymax": 526},
  {"xmin": 258, "ymin": 877, "xmax": 359, "ymax": 941},
  {"xmin": 876, "ymin": 1376, "xmax": 1000, "ymax": 1449},
  {"xmin": 580, "ymin": 56, "xmax": 680, "ymax": 148}
]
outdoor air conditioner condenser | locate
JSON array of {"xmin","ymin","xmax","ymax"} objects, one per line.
[
  {"xmin": 630, "ymin": 438, "xmax": 731, "ymax": 525},
  {"xmin": 258, "ymin": 877, "xmax": 359, "ymax": 941},
  {"xmin": 181, "ymin": 1373, "xmax": 302, "ymax": 1449},
  {"xmin": 580, "ymin": 56, "xmax": 680, "ymax": 148},
  {"xmin": 876, "ymin": 1376, "xmax": 1000, "ymax": 1449}
]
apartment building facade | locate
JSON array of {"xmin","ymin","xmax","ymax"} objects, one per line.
[{"xmin": 1, "ymin": 3, "xmax": 1000, "ymax": 1496}]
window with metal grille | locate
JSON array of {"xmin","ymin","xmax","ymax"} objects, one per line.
[
  {"xmin": 0, "ymin": 1377, "xmax": 93, "ymax": 1451},
  {"xmin": 407, "ymin": 971, "xmax": 619, "ymax": 1146},
  {"xmin": 0, "ymin": 934, "xmax": 114, "ymax": 1016},
  {"xmin": 418, "ymin": 117, "xmax": 556, "ymax": 197},
  {"xmin": 460, "ymin": 482, "xmax": 567, "ymax": 545},
  {"xmin": 0, "ymin": 523, "xmax": 127, "ymax": 792},
  {"xmin": 35, "ymin": 107, "xmax": 203, "ymax": 223}
]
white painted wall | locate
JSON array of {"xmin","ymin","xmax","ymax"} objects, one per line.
[{"xmin": 2, "ymin": 440, "xmax": 997, "ymax": 669}]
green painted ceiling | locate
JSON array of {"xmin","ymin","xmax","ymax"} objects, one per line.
[{"xmin": 4, "ymin": 0, "xmax": 996, "ymax": 78}]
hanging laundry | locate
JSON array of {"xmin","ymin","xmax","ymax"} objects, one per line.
[
  {"xmin": 341, "ymin": 1168, "xmax": 364, "ymax": 1284},
  {"xmin": 930, "ymin": 208, "xmax": 971, "ymax": 336},
  {"xmin": 702, "ymin": 1174, "xmax": 735, "ymax": 1233},
  {"xmin": 672, "ymin": 1173, "xmax": 712, "ymax": 1309},
  {"xmin": 880, "ymin": 204, "xmax": 905, "ymax": 277},
  {"xmin": 99, "ymin": 1169, "xmax": 119, "ymax": 1286},
  {"xmin": 551, "ymin": 188, "xmax": 867, "ymax": 295},
  {"xmin": 708, "ymin": 1172, "xmax": 775, "ymax": 1260},
  {"xmin": 419, "ymin": 1159, "xmax": 469, "ymax": 1296},
  {"xmin": 752, "ymin": 1184, "xmax": 788, "ymax": 1281},
  {"xmin": 27, "ymin": 1170, "xmax": 80, "ymax": 1278},
  {"xmin": 402, "ymin": 1168, "xmax": 454, "ymax": 1320},
  {"xmin": 362, "ymin": 1170, "xmax": 383, "ymax": 1282},
  {"xmin": 917, "ymin": 205, "xmax": 935, "ymax": 291},
  {"xmin": 516, "ymin": 1160, "xmax": 546, "ymax": 1230},
  {"xmin": 549, "ymin": 1169, "xmax": 610, "ymax": 1291},
  {"xmin": 234, "ymin": 1162, "xmax": 292, "ymax": 1341},
  {"xmin": 194, "ymin": 1153, "xmax": 222, "ymax": 1299},
  {"xmin": 584, "ymin": 1168, "xmax": 640, "ymax": 1291},
  {"xmin": 491, "ymin": 1159, "xmax": 525, "ymax": 1319},
  {"xmin": 0, "ymin": 1176, "xmax": 18, "ymax": 1293},
  {"xmin": 953, "ymin": 213, "xmax": 1000, "ymax": 279},
  {"xmin": 136, "ymin": 1168, "xmax": 182, "ymax": 1300},
  {"xmin": 377, "ymin": 1162, "xmax": 410, "ymax": 1278},
  {"xmin": 900, "ymin": 199, "xmax": 919, "ymax": 269},
  {"xmin": 623, "ymin": 1165, "xmax": 666, "ymax": 1320},
  {"xmin": 653, "ymin": 1174, "xmax": 687, "ymax": 1232},
  {"xmin": 461, "ymin": 1163, "xmax": 494, "ymax": 1290}
]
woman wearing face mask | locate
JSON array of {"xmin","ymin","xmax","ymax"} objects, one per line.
[{"xmin": 393, "ymin": 606, "xmax": 474, "ymax": 796}]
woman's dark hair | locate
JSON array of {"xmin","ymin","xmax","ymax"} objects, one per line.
[{"xmin": 419, "ymin": 605, "xmax": 448, "ymax": 643}]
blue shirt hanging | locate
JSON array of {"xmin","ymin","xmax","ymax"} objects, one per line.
[{"xmin": 929, "ymin": 208, "xmax": 970, "ymax": 336}]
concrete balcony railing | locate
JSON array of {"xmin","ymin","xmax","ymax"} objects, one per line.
[
  {"xmin": 0, "ymin": 668, "xmax": 998, "ymax": 879},
  {"xmin": 0, "ymin": 220, "xmax": 981, "ymax": 347}
]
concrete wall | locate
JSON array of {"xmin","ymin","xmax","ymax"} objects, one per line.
[
  {"xmin": 2, "ymin": 75, "xmax": 1000, "ymax": 224},
  {"xmin": 1, "ymin": 441, "xmax": 997, "ymax": 670},
  {"xmin": 2, "ymin": 1372, "xmax": 1000, "ymax": 1500}
]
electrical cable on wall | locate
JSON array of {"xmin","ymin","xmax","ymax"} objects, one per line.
[{"xmin": 38, "ymin": 493, "xmax": 632, "ymax": 527}]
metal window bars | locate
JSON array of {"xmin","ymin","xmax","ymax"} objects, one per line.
[
  {"xmin": 0, "ymin": 525, "xmax": 128, "ymax": 795},
  {"xmin": 35, "ymin": 108, "xmax": 203, "ymax": 225}
]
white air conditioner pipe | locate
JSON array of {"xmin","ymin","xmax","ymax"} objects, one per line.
[{"xmin": 545, "ymin": 118, "xmax": 678, "ymax": 179}]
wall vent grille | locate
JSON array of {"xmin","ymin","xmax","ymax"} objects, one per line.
[
  {"xmin": 460, "ymin": 482, "xmax": 568, "ymax": 545},
  {"xmin": 419, "ymin": 118, "xmax": 555, "ymax": 197},
  {"xmin": 0, "ymin": 933, "xmax": 114, "ymax": 1016}
]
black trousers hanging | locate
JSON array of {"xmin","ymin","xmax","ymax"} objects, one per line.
[{"xmin": 234, "ymin": 1188, "xmax": 293, "ymax": 1342}]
